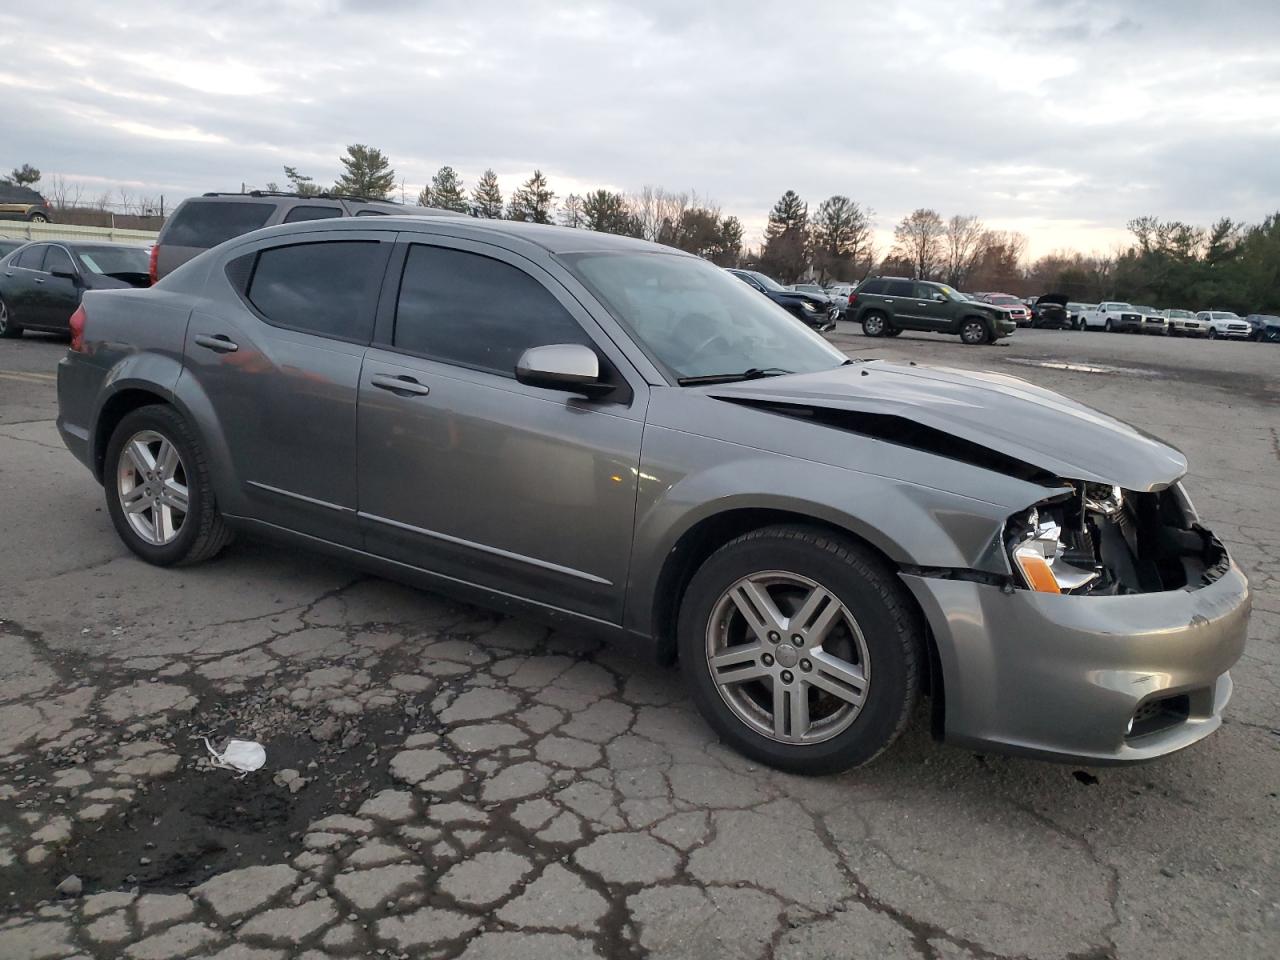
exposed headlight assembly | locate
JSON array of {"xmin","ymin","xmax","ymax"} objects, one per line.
[
  {"xmin": 1009, "ymin": 508, "xmax": 1101, "ymax": 594},
  {"xmin": 800, "ymin": 300, "xmax": 819, "ymax": 312}
]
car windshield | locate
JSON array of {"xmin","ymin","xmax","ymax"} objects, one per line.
[
  {"xmin": 566, "ymin": 252, "xmax": 848, "ymax": 383},
  {"xmin": 1167, "ymin": 310, "xmax": 1193, "ymax": 318},
  {"xmin": 1132, "ymin": 305, "xmax": 1155, "ymax": 313},
  {"xmin": 794, "ymin": 284, "xmax": 822, "ymax": 293},
  {"xmin": 75, "ymin": 246, "xmax": 150, "ymax": 276},
  {"xmin": 1211, "ymin": 312, "xmax": 1239, "ymax": 319},
  {"xmin": 745, "ymin": 271, "xmax": 785, "ymax": 292},
  {"xmin": 987, "ymin": 295, "xmax": 1019, "ymax": 304}
]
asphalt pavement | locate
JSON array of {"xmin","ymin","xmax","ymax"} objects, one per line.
[{"xmin": 1, "ymin": 327, "xmax": 1276, "ymax": 960}]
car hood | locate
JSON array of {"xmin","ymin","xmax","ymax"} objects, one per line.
[
  {"xmin": 1035, "ymin": 293, "xmax": 1069, "ymax": 306},
  {"xmin": 705, "ymin": 361, "xmax": 1187, "ymax": 491}
]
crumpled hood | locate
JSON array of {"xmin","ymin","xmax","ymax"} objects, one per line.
[{"xmin": 706, "ymin": 361, "xmax": 1187, "ymax": 491}]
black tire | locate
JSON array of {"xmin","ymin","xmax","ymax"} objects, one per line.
[
  {"xmin": 1265, "ymin": 329, "xmax": 1280, "ymax": 343},
  {"xmin": 0, "ymin": 298, "xmax": 22, "ymax": 338},
  {"xmin": 861, "ymin": 312, "xmax": 888, "ymax": 337},
  {"xmin": 1208, "ymin": 328, "xmax": 1217, "ymax": 340},
  {"xmin": 27, "ymin": 212, "xmax": 49, "ymax": 223},
  {"xmin": 678, "ymin": 525, "xmax": 923, "ymax": 774},
  {"xmin": 1104, "ymin": 318, "xmax": 1113, "ymax": 332},
  {"xmin": 959, "ymin": 317, "xmax": 990, "ymax": 345},
  {"xmin": 885, "ymin": 328, "xmax": 903, "ymax": 337},
  {"xmin": 103, "ymin": 405, "xmax": 233, "ymax": 567}
]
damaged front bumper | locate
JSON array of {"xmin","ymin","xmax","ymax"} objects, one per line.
[{"xmin": 901, "ymin": 555, "xmax": 1250, "ymax": 764}]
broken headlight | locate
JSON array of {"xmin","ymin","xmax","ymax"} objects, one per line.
[{"xmin": 1008, "ymin": 507, "xmax": 1101, "ymax": 594}]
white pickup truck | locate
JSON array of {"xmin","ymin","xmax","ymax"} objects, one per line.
[
  {"xmin": 1079, "ymin": 301, "xmax": 1144, "ymax": 332},
  {"xmin": 1195, "ymin": 311, "xmax": 1252, "ymax": 340}
]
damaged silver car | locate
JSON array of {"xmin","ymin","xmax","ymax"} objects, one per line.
[{"xmin": 55, "ymin": 217, "xmax": 1251, "ymax": 774}]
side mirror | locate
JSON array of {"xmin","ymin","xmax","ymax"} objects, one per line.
[
  {"xmin": 51, "ymin": 269, "xmax": 79, "ymax": 283},
  {"xmin": 515, "ymin": 344, "xmax": 613, "ymax": 397}
]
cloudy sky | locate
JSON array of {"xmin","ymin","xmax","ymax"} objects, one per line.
[{"xmin": 4, "ymin": 0, "xmax": 1278, "ymax": 257}]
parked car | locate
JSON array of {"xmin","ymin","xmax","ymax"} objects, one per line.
[
  {"xmin": 826, "ymin": 283, "xmax": 856, "ymax": 316},
  {"xmin": 0, "ymin": 238, "xmax": 27, "ymax": 258},
  {"xmin": 1130, "ymin": 305, "xmax": 1168, "ymax": 335},
  {"xmin": 1196, "ymin": 310, "xmax": 1251, "ymax": 340},
  {"xmin": 1080, "ymin": 302, "xmax": 1143, "ymax": 332},
  {"xmin": 150, "ymin": 190, "xmax": 465, "ymax": 283},
  {"xmin": 1244, "ymin": 314, "xmax": 1280, "ymax": 342},
  {"xmin": 727, "ymin": 269, "xmax": 838, "ymax": 331},
  {"xmin": 1164, "ymin": 309, "xmax": 1207, "ymax": 337},
  {"xmin": 55, "ymin": 216, "xmax": 1249, "ymax": 772},
  {"xmin": 0, "ymin": 183, "xmax": 53, "ymax": 222},
  {"xmin": 1029, "ymin": 293, "xmax": 1071, "ymax": 329},
  {"xmin": 849, "ymin": 277, "xmax": 1016, "ymax": 344},
  {"xmin": 0, "ymin": 240, "xmax": 150, "ymax": 338},
  {"xmin": 973, "ymin": 293, "xmax": 1032, "ymax": 327},
  {"xmin": 1066, "ymin": 302, "xmax": 1094, "ymax": 329}
]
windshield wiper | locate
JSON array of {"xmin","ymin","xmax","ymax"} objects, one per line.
[{"xmin": 677, "ymin": 367, "xmax": 794, "ymax": 385}]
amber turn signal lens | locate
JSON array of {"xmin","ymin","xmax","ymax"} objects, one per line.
[{"xmin": 1014, "ymin": 548, "xmax": 1062, "ymax": 594}]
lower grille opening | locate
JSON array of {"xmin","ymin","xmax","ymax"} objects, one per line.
[{"xmin": 1126, "ymin": 694, "xmax": 1191, "ymax": 740}]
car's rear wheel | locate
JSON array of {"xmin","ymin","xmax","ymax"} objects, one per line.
[
  {"xmin": 678, "ymin": 525, "xmax": 923, "ymax": 774},
  {"xmin": 959, "ymin": 318, "xmax": 990, "ymax": 345},
  {"xmin": 27, "ymin": 212, "xmax": 49, "ymax": 223},
  {"xmin": 861, "ymin": 312, "xmax": 888, "ymax": 337},
  {"xmin": 0, "ymin": 299, "xmax": 22, "ymax": 338},
  {"xmin": 104, "ymin": 405, "xmax": 233, "ymax": 567}
]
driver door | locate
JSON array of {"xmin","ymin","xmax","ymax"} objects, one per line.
[
  {"xmin": 911, "ymin": 283, "xmax": 953, "ymax": 331},
  {"xmin": 356, "ymin": 237, "xmax": 647, "ymax": 624}
]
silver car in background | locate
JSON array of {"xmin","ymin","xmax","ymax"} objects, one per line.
[
  {"xmin": 56, "ymin": 217, "xmax": 1250, "ymax": 773},
  {"xmin": 1164, "ymin": 308, "xmax": 1206, "ymax": 337}
]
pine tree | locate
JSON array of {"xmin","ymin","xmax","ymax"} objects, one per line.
[
  {"xmin": 419, "ymin": 166, "xmax": 469, "ymax": 212},
  {"xmin": 471, "ymin": 169, "xmax": 504, "ymax": 219},
  {"xmin": 582, "ymin": 189, "xmax": 641, "ymax": 236},
  {"xmin": 6, "ymin": 163, "xmax": 40, "ymax": 186},
  {"xmin": 759, "ymin": 190, "xmax": 810, "ymax": 282},
  {"xmin": 507, "ymin": 170, "xmax": 555, "ymax": 223},
  {"xmin": 282, "ymin": 165, "xmax": 322, "ymax": 197},
  {"xmin": 333, "ymin": 144, "xmax": 396, "ymax": 199}
]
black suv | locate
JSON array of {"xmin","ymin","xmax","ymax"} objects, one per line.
[
  {"xmin": 850, "ymin": 277, "xmax": 1015, "ymax": 345},
  {"xmin": 151, "ymin": 191, "xmax": 466, "ymax": 282},
  {"xmin": 726, "ymin": 269, "xmax": 838, "ymax": 331}
]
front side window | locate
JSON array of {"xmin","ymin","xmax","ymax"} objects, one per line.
[
  {"xmin": 393, "ymin": 244, "xmax": 590, "ymax": 376},
  {"xmin": 43, "ymin": 246, "xmax": 75, "ymax": 276},
  {"xmin": 247, "ymin": 241, "xmax": 385, "ymax": 341},
  {"xmin": 566, "ymin": 251, "xmax": 846, "ymax": 383}
]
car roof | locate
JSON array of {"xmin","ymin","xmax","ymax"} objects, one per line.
[{"xmin": 236, "ymin": 215, "xmax": 684, "ymax": 257}]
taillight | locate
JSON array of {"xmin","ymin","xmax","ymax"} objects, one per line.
[
  {"xmin": 847, "ymin": 292, "xmax": 858, "ymax": 305},
  {"xmin": 69, "ymin": 305, "xmax": 87, "ymax": 353},
  {"xmin": 148, "ymin": 244, "xmax": 159, "ymax": 286}
]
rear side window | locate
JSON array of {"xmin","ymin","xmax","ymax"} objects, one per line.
[
  {"xmin": 858, "ymin": 279, "xmax": 887, "ymax": 294},
  {"xmin": 885, "ymin": 280, "xmax": 915, "ymax": 297},
  {"xmin": 164, "ymin": 201, "xmax": 274, "ymax": 248},
  {"xmin": 247, "ymin": 241, "xmax": 386, "ymax": 342},
  {"xmin": 15, "ymin": 244, "xmax": 45, "ymax": 269},
  {"xmin": 393, "ymin": 244, "xmax": 589, "ymax": 377},
  {"xmin": 283, "ymin": 205, "xmax": 343, "ymax": 223}
]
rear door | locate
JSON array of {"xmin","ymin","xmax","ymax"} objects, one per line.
[
  {"xmin": 882, "ymin": 279, "xmax": 919, "ymax": 325},
  {"xmin": 356, "ymin": 236, "xmax": 646, "ymax": 623},
  {"xmin": 180, "ymin": 230, "xmax": 392, "ymax": 544},
  {"xmin": 2, "ymin": 244, "xmax": 46, "ymax": 327}
]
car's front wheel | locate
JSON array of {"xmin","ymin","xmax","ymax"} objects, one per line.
[
  {"xmin": 1208, "ymin": 328, "xmax": 1218, "ymax": 339},
  {"xmin": 959, "ymin": 318, "xmax": 990, "ymax": 345},
  {"xmin": 104, "ymin": 405, "xmax": 233, "ymax": 566},
  {"xmin": 678, "ymin": 525, "xmax": 923, "ymax": 774},
  {"xmin": 0, "ymin": 298, "xmax": 22, "ymax": 339}
]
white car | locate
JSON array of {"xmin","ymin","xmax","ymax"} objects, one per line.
[
  {"xmin": 1080, "ymin": 301, "xmax": 1143, "ymax": 332},
  {"xmin": 826, "ymin": 283, "xmax": 856, "ymax": 315},
  {"xmin": 1196, "ymin": 310, "xmax": 1252, "ymax": 340},
  {"xmin": 1164, "ymin": 309, "xmax": 1207, "ymax": 337}
]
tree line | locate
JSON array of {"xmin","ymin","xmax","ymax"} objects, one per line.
[{"xmin": 10, "ymin": 145, "xmax": 1278, "ymax": 311}]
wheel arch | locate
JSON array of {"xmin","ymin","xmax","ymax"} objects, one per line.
[{"xmin": 91, "ymin": 385, "xmax": 172, "ymax": 481}]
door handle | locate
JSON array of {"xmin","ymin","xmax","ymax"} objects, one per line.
[
  {"xmin": 371, "ymin": 374, "xmax": 430, "ymax": 396},
  {"xmin": 33, "ymin": 278, "xmax": 45, "ymax": 284},
  {"xmin": 194, "ymin": 334, "xmax": 239, "ymax": 353}
]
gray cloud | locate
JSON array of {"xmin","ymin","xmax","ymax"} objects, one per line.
[{"xmin": 3, "ymin": 0, "xmax": 1277, "ymax": 255}]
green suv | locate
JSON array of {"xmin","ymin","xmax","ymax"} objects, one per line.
[{"xmin": 850, "ymin": 277, "xmax": 1015, "ymax": 345}]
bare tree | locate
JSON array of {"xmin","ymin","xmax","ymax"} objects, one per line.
[
  {"xmin": 93, "ymin": 191, "xmax": 112, "ymax": 211},
  {"xmin": 942, "ymin": 214, "xmax": 986, "ymax": 287},
  {"xmin": 890, "ymin": 208, "xmax": 946, "ymax": 279},
  {"xmin": 630, "ymin": 186, "xmax": 692, "ymax": 243},
  {"xmin": 116, "ymin": 187, "xmax": 136, "ymax": 215}
]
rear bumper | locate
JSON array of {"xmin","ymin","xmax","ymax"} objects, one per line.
[
  {"xmin": 901, "ymin": 559, "xmax": 1250, "ymax": 764},
  {"xmin": 56, "ymin": 355, "xmax": 95, "ymax": 474}
]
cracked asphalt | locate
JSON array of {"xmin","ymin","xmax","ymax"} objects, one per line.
[{"xmin": 1, "ymin": 327, "xmax": 1277, "ymax": 960}]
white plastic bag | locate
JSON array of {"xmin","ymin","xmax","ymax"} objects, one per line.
[{"xmin": 203, "ymin": 737, "xmax": 266, "ymax": 773}]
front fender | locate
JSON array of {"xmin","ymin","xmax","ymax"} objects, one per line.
[{"xmin": 624, "ymin": 421, "xmax": 1045, "ymax": 638}]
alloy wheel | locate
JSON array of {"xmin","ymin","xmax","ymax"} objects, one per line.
[
  {"xmin": 961, "ymin": 319, "xmax": 986, "ymax": 344},
  {"xmin": 0, "ymin": 301, "xmax": 8, "ymax": 335},
  {"xmin": 864, "ymin": 315, "xmax": 884, "ymax": 336},
  {"xmin": 116, "ymin": 429, "xmax": 189, "ymax": 546},
  {"xmin": 704, "ymin": 571, "xmax": 870, "ymax": 744}
]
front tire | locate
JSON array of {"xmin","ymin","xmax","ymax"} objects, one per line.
[
  {"xmin": 678, "ymin": 525, "xmax": 923, "ymax": 774},
  {"xmin": 104, "ymin": 405, "xmax": 233, "ymax": 566},
  {"xmin": 959, "ymin": 318, "xmax": 991, "ymax": 345},
  {"xmin": 0, "ymin": 298, "xmax": 22, "ymax": 338},
  {"xmin": 1208, "ymin": 328, "xmax": 1217, "ymax": 340}
]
